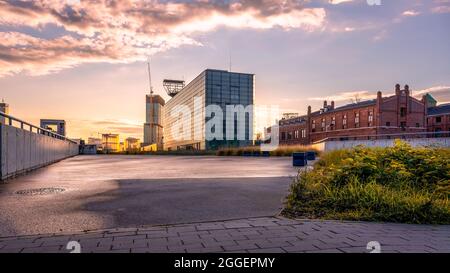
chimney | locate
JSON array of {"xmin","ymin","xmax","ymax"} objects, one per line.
[
  {"xmin": 330, "ymin": 101, "xmax": 335, "ymax": 110},
  {"xmin": 404, "ymin": 84, "xmax": 410, "ymax": 96},
  {"xmin": 323, "ymin": 100, "xmax": 327, "ymax": 109},
  {"xmin": 395, "ymin": 83, "xmax": 401, "ymax": 95},
  {"xmin": 307, "ymin": 105, "xmax": 312, "ymax": 116}
]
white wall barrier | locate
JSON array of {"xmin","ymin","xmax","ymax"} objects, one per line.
[
  {"xmin": 0, "ymin": 124, "xmax": 79, "ymax": 180},
  {"xmin": 312, "ymin": 137, "xmax": 450, "ymax": 152}
]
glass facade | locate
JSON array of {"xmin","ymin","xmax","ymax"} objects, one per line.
[{"xmin": 163, "ymin": 69, "xmax": 255, "ymax": 151}]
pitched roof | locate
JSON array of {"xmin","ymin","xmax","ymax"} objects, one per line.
[
  {"xmin": 311, "ymin": 99, "xmax": 377, "ymax": 116},
  {"xmin": 428, "ymin": 103, "xmax": 450, "ymax": 116}
]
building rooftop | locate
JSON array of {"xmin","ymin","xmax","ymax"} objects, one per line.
[
  {"xmin": 311, "ymin": 99, "xmax": 377, "ymax": 116},
  {"xmin": 280, "ymin": 115, "xmax": 307, "ymax": 125},
  {"xmin": 428, "ymin": 103, "xmax": 450, "ymax": 116}
]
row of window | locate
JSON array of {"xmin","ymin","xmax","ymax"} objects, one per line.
[
  {"xmin": 280, "ymin": 129, "xmax": 306, "ymax": 141},
  {"xmin": 428, "ymin": 115, "xmax": 450, "ymax": 124},
  {"xmin": 311, "ymin": 111, "xmax": 374, "ymax": 131}
]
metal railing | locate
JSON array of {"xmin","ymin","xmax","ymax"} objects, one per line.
[
  {"xmin": 313, "ymin": 131, "xmax": 450, "ymax": 144},
  {"xmin": 0, "ymin": 111, "xmax": 77, "ymax": 144}
]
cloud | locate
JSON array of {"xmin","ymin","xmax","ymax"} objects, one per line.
[
  {"xmin": 70, "ymin": 118, "xmax": 143, "ymax": 139},
  {"xmin": 0, "ymin": 0, "xmax": 326, "ymax": 77},
  {"xmin": 402, "ymin": 10, "xmax": 420, "ymax": 16},
  {"xmin": 414, "ymin": 85, "xmax": 450, "ymax": 96},
  {"xmin": 431, "ymin": 5, "xmax": 450, "ymax": 13},
  {"xmin": 328, "ymin": 0, "xmax": 354, "ymax": 4},
  {"xmin": 308, "ymin": 91, "xmax": 376, "ymax": 102}
]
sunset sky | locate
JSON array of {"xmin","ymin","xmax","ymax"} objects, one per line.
[{"xmin": 0, "ymin": 0, "xmax": 449, "ymax": 141}]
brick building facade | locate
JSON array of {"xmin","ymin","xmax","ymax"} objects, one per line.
[
  {"xmin": 425, "ymin": 93, "xmax": 450, "ymax": 135},
  {"xmin": 279, "ymin": 84, "xmax": 441, "ymax": 145}
]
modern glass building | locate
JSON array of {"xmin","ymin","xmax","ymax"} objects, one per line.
[{"xmin": 163, "ymin": 69, "xmax": 255, "ymax": 151}]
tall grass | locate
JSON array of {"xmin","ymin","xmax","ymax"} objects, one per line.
[
  {"xmin": 217, "ymin": 145, "xmax": 319, "ymax": 157},
  {"xmin": 284, "ymin": 140, "xmax": 450, "ymax": 224}
]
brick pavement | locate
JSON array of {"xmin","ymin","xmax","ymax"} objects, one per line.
[{"xmin": 0, "ymin": 217, "xmax": 449, "ymax": 253}]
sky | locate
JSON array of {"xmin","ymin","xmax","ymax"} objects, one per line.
[{"xmin": 0, "ymin": 0, "xmax": 449, "ymax": 141}]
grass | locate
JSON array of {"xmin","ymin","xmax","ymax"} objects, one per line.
[
  {"xmin": 216, "ymin": 145, "xmax": 319, "ymax": 157},
  {"xmin": 283, "ymin": 140, "xmax": 450, "ymax": 224}
]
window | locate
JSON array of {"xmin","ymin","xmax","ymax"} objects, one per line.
[
  {"xmin": 342, "ymin": 114, "xmax": 347, "ymax": 129},
  {"xmin": 355, "ymin": 113, "xmax": 360, "ymax": 127},
  {"xmin": 368, "ymin": 111, "xmax": 373, "ymax": 124},
  {"xmin": 321, "ymin": 118, "xmax": 326, "ymax": 131},
  {"xmin": 436, "ymin": 116, "xmax": 442, "ymax": 123},
  {"xmin": 416, "ymin": 123, "xmax": 420, "ymax": 128},
  {"xmin": 312, "ymin": 120, "xmax": 316, "ymax": 131},
  {"xmin": 294, "ymin": 130, "xmax": 299, "ymax": 139},
  {"xmin": 281, "ymin": 132, "xmax": 286, "ymax": 140},
  {"xmin": 301, "ymin": 129, "xmax": 306, "ymax": 138},
  {"xmin": 331, "ymin": 116, "xmax": 336, "ymax": 129},
  {"xmin": 287, "ymin": 132, "xmax": 292, "ymax": 140},
  {"xmin": 400, "ymin": 107, "xmax": 407, "ymax": 117},
  {"xmin": 386, "ymin": 122, "xmax": 391, "ymax": 127},
  {"xmin": 230, "ymin": 86, "xmax": 239, "ymax": 101},
  {"xmin": 400, "ymin": 121, "xmax": 406, "ymax": 131}
]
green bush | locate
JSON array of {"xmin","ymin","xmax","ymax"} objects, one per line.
[{"xmin": 284, "ymin": 140, "xmax": 450, "ymax": 224}]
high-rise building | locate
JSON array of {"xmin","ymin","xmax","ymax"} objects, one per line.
[
  {"xmin": 163, "ymin": 69, "xmax": 255, "ymax": 151},
  {"xmin": 143, "ymin": 94, "xmax": 165, "ymax": 150}
]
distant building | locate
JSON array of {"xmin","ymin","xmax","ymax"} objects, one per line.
[
  {"xmin": 279, "ymin": 84, "xmax": 428, "ymax": 145},
  {"xmin": 125, "ymin": 137, "xmax": 141, "ymax": 152},
  {"xmin": 81, "ymin": 144, "xmax": 97, "ymax": 155},
  {"xmin": 40, "ymin": 119, "xmax": 66, "ymax": 136},
  {"xmin": 102, "ymin": 133, "xmax": 120, "ymax": 153},
  {"xmin": 88, "ymin": 137, "xmax": 102, "ymax": 146},
  {"xmin": 142, "ymin": 143, "xmax": 157, "ymax": 152},
  {"xmin": 0, "ymin": 100, "xmax": 9, "ymax": 124},
  {"xmin": 426, "ymin": 94, "xmax": 450, "ymax": 135},
  {"xmin": 143, "ymin": 94, "xmax": 165, "ymax": 150},
  {"xmin": 163, "ymin": 69, "xmax": 255, "ymax": 151}
]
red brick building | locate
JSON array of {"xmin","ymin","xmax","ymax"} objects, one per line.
[
  {"xmin": 425, "ymin": 94, "xmax": 450, "ymax": 135},
  {"xmin": 279, "ymin": 84, "xmax": 431, "ymax": 145}
]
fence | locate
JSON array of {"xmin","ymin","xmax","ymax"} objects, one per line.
[
  {"xmin": 311, "ymin": 131, "xmax": 450, "ymax": 152},
  {"xmin": 0, "ymin": 112, "xmax": 79, "ymax": 180}
]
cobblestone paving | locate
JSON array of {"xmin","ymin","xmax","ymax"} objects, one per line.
[{"xmin": 1, "ymin": 217, "xmax": 449, "ymax": 253}]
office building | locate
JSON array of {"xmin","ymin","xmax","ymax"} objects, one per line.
[
  {"xmin": 125, "ymin": 137, "xmax": 141, "ymax": 152},
  {"xmin": 102, "ymin": 133, "xmax": 120, "ymax": 153},
  {"xmin": 163, "ymin": 69, "xmax": 255, "ymax": 150}
]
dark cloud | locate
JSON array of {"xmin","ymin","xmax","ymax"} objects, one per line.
[{"xmin": 0, "ymin": 0, "xmax": 325, "ymax": 76}]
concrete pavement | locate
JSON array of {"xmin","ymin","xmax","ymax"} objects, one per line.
[
  {"xmin": 1, "ymin": 216, "xmax": 449, "ymax": 253},
  {"xmin": 0, "ymin": 155, "xmax": 296, "ymax": 236}
]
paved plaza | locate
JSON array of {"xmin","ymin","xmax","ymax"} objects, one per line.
[
  {"xmin": 1, "ymin": 216, "xmax": 449, "ymax": 253},
  {"xmin": 0, "ymin": 155, "xmax": 295, "ymax": 236}
]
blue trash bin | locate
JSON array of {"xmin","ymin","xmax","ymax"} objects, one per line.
[
  {"xmin": 261, "ymin": 151, "xmax": 270, "ymax": 157},
  {"xmin": 293, "ymin": 152, "xmax": 307, "ymax": 167},
  {"xmin": 306, "ymin": 151, "xmax": 316, "ymax": 161}
]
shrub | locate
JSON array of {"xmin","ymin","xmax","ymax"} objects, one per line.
[
  {"xmin": 284, "ymin": 140, "xmax": 450, "ymax": 224},
  {"xmin": 217, "ymin": 145, "xmax": 320, "ymax": 157}
]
